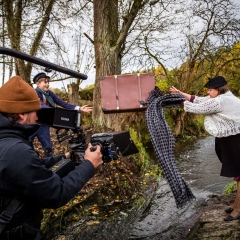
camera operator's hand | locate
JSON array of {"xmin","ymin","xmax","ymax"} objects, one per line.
[
  {"xmin": 84, "ymin": 143, "xmax": 103, "ymax": 168},
  {"xmin": 65, "ymin": 152, "xmax": 71, "ymax": 159}
]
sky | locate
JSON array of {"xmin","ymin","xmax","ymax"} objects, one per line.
[{"xmin": 1, "ymin": 0, "xmax": 239, "ymax": 90}]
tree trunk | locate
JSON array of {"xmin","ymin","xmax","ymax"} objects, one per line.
[
  {"xmin": 173, "ymin": 110, "xmax": 186, "ymax": 136},
  {"xmin": 92, "ymin": 0, "xmax": 148, "ymax": 131},
  {"xmin": 92, "ymin": 0, "xmax": 122, "ymax": 130},
  {"xmin": 2, "ymin": 0, "xmax": 55, "ymax": 83},
  {"xmin": 67, "ymin": 82, "xmax": 79, "ymax": 105}
]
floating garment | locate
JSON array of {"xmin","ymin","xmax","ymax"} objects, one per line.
[{"xmin": 142, "ymin": 86, "xmax": 195, "ymax": 208}]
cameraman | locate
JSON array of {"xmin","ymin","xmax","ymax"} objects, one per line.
[
  {"xmin": 30, "ymin": 72, "xmax": 92, "ymax": 157},
  {"xmin": 0, "ymin": 76, "xmax": 103, "ymax": 240}
]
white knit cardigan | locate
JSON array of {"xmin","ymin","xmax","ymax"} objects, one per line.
[{"xmin": 184, "ymin": 91, "xmax": 240, "ymax": 137}]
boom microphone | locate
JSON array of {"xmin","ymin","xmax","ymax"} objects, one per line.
[{"xmin": 0, "ymin": 47, "xmax": 88, "ymax": 80}]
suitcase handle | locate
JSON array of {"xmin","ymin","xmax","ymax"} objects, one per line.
[
  {"xmin": 137, "ymin": 73, "xmax": 143, "ymax": 108},
  {"xmin": 114, "ymin": 75, "xmax": 120, "ymax": 110}
]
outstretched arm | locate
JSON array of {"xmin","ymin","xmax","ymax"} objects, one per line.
[{"xmin": 169, "ymin": 86, "xmax": 192, "ymax": 101}]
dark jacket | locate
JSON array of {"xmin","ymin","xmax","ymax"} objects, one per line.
[
  {"xmin": 0, "ymin": 113, "xmax": 94, "ymax": 230},
  {"xmin": 35, "ymin": 90, "xmax": 77, "ymax": 109}
]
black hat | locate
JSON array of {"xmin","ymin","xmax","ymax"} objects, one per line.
[
  {"xmin": 33, "ymin": 72, "xmax": 50, "ymax": 83},
  {"xmin": 204, "ymin": 76, "xmax": 227, "ymax": 89}
]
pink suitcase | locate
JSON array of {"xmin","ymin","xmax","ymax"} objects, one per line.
[{"xmin": 100, "ymin": 73, "xmax": 155, "ymax": 113}]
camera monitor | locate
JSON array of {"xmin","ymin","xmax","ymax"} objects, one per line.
[{"xmin": 37, "ymin": 107, "xmax": 80, "ymax": 129}]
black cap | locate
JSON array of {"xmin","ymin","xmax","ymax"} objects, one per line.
[
  {"xmin": 204, "ymin": 76, "xmax": 227, "ymax": 89},
  {"xmin": 33, "ymin": 72, "xmax": 50, "ymax": 83}
]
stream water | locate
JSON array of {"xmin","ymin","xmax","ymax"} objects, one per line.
[
  {"xmin": 175, "ymin": 135, "xmax": 231, "ymax": 194},
  {"xmin": 128, "ymin": 136, "xmax": 233, "ymax": 240}
]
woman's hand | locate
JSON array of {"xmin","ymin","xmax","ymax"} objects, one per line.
[
  {"xmin": 169, "ymin": 86, "xmax": 193, "ymax": 101},
  {"xmin": 169, "ymin": 86, "xmax": 181, "ymax": 94}
]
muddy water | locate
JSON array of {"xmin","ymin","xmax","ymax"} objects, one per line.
[{"xmin": 128, "ymin": 136, "xmax": 232, "ymax": 240}]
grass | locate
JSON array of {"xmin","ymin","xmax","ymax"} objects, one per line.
[{"xmin": 223, "ymin": 181, "xmax": 237, "ymax": 195}]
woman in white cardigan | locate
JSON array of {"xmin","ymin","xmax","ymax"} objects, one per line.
[{"xmin": 170, "ymin": 76, "xmax": 240, "ymax": 221}]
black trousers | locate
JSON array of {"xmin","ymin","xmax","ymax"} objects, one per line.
[{"xmin": 2, "ymin": 224, "xmax": 44, "ymax": 240}]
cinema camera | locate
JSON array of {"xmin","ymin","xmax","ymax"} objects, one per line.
[{"xmin": 37, "ymin": 107, "xmax": 139, "ymax": 177}]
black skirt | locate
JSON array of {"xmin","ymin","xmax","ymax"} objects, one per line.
[{"xmin": 215, "ymin": 133, "xmax": 240, "ymax": 177}]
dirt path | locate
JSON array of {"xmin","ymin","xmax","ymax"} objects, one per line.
[{"xmin": 186, "ymin": 193, "xmax": 240, "ymax": 240}]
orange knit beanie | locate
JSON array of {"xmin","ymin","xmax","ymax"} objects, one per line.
[{"xmin": 0, "ymin": 76, "xmax": 41, "ymax": 113}]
